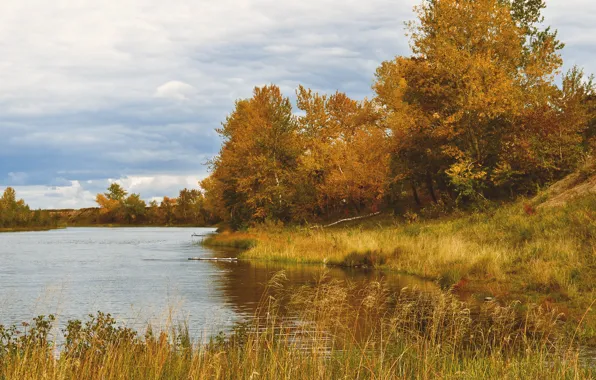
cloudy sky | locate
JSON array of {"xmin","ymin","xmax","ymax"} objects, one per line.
[{"xmin": 1, "ymin": 0, "xmax": 594, "ymax": 209}]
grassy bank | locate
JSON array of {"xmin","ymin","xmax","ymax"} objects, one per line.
[
  {"xmin": 0, "ymin": 226, "xmax": 63, "ymax": 233},
  {"xmin": 63, "ymin": 223, "xmax": 211, "ymax": 228},
  {"xmin": 202, "ymin": 231, "xmax": 258, "ymax": 249},
  {"xmin": 203, "ymin": 195, "xmax": 596, "ymax": 339},
  {"xmin": 1, "ymin": 275, "xmax": 592, "ymax": 379}
]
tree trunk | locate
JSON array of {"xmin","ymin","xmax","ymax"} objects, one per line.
[
  {"xmin": 438, "ymin": 176, "xmax": 455, "ymax": 200},
  {"xmin": 426, "ymin": 171, "xmax": 438, "ymax": 204},
  {"xmin": 411, "ymin": 182, "xmax": 421, "ymax": 206}
]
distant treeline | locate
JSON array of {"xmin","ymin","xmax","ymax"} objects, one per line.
[
  {"xmin": 0, "ymin": 188, "xmax": 59, "ymax": 230},
  {"xmin": 200, "ymin": 0, "xmax": 596, "ymax": 229},
  {"xmin": 0, "ymin": 185, "xmax": 219, "ymax": 229},
  {"xmin": 88, "ymin": 183, "xmax": 219, "ymax": 226}
]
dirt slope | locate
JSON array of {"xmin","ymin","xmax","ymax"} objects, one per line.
[{"xmin": 535, "ymin": 162, "xmax": 596, "ymax": 209}]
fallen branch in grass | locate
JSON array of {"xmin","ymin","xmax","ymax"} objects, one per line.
[{"xmin": 311, "ymin": 212, "xmax": 382, "ymax": 229}]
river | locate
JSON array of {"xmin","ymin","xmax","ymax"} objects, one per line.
[{"xmin": 0, "ymin": 227, "xmax": 435, "ymax": 339}]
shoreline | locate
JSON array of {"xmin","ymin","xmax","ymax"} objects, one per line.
[
  {"xmin": 0, "ymin": 224, "xmax": 215, "ymax": 232},
  {"xmin": 202, "ymin": 195, "xmax": 596, "ymax": 344},
  {"xmin": 0, "ymin": 226, "xmax": 63, "ymax": 233}
]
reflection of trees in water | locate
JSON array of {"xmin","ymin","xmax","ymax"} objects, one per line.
[
  {"xmin": 205, "ymin": 245, "xmax": 438, "ymax": 317},
  {"xmin": 204, "ymin": 256, "xmax": 441, "ymax": 350}
]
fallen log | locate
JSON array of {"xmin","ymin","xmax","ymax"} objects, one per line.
[
  {"xmin": 188, "ymin": 257, "xmax": 238, "ymax": 261},
  {"xmin": 311, "ymin": 212, "xmax": 382, "ymax": 229}
]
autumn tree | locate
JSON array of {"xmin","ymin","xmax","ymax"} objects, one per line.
[
  {"xmin": 375, "ymin": 0, "xmax": 591, "ymax": 202},
  {"xmin": 159, "ymin": 196, "xmax": 177, "ymax": 225},
  {"xmin": 199, "ymin": 176, "xmax": 228, "ymax": 224},
  {"xmin": 374, "ymin": 57, "xmax": 453, "ymax": 205},
  {"xmin": 0, "ymin": 187, "xmax": 28, "ymax": 227},
  {"xmin": 105, "ymin": 183, "xmax": 127, "ymax": 201},
  {"xmin": 122, "ymin": 193, "xmax": 146, "ymax": 223},
  {"xmin": 176, "ymin": 188, "xmax": 207, "ymax": 225},
  {"xmin": 0, "ymin": 187, "xmax": 55, "ymax": 229},
  {"xmin": 146, "ymin": 200, "xmax": 160, "ymax": 224},
  {"xmin": 295, "ymin": 86, "xmax": 390, "ymax": 220},
  {"xmin": 204, "ymin": 85, "xmax": 300, "ymax": 228}
]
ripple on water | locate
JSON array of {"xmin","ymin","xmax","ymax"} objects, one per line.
[{"xmin": 0, "ymin": 227, "xmax": 438, "ymax": 342}]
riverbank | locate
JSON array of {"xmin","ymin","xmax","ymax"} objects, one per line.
[
  {"xmin": 0, "ymin": 226, "xmax": 63, "ymax": 233},
  {"xmin": 203, "ymin": 194, "xmax": 596, "ymax": 342},
  {"xmin": 62, "ymin": 223, "xmax": 211, "ymax": 228},
  {"xmin": 1, "ymin": 278, "xmax": 593, "ymax": 379}
]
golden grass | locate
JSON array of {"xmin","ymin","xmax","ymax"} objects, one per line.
[
  {"xmin": 1, "ymin": 273, "xmax": 592, "ymax": 379},
  {"xmin": 0, "ymin": 226, "xmax": 62, "ymax": 233},
  {"xmin": 205, "ymin": 195, "xmax": 596, "ymax": 337}
]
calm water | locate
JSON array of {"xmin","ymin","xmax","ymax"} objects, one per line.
[{"xmin": 0, "ymin": 227, "xmax": 434, "ymax": 338}]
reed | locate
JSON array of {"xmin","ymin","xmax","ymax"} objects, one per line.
[
  {"xmin": 0, "ymin": 273, "xmax": 592, "ymax": 379},
  {"xmin": 203, "ymin": 195, "xmax": 596, "ymax": 343}
]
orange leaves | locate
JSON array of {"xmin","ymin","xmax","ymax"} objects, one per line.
[
  {"xmin": 204, "ymin": 84, "xmax": 391, "ymax": 225},
  {"xmin": 95, "ymin": 193, "xmax": 120, "ymax": 216},
  {"xmin": 206, "ymin": 85, "xmax": 300, "ymax": 226},
  {"xmin": 200, "ymin": 0, "xmax": 592, "ymax": 225},
  {"xmin": 371, "ymin": 0, "xmax": 588, "ymax": 199},
  {"xmin": 296, "ymin": 86, "xmax": 390, "ymax": 217}
]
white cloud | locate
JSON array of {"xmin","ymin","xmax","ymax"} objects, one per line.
[
  {"xmin": 0, "ymin": 0, "xmax": 594, "ymax": 208},
  {"xmin": 115, "ymin": 175, "xmax": 202, "ymax": 196},
  {"xmin": 154, "ymin": 81, "xmax": 197, "ymax": 101},
  {"xmin": 2, "ymin": 181, "xmax": 96, "ymax": 210},
  {"xmin": 2, "ymin": 174, "xmax": 207, "ymax": 209}
]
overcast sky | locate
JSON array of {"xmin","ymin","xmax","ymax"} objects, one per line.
[{"xmin": 1, "ymin": 0, "xmax": 594, "ymax": 209}]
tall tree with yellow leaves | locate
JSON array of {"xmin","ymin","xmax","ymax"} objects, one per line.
[
  {"xmin": 205, "ymin": 85, "xmax": 300, "ymax": 227},
  {"xmin": 375, "ymin": 0, "xmax": 590, "ymax": 202},
  {"xmin": 295, "ymin": 87, "xmax": 389, "ymax": 219}
]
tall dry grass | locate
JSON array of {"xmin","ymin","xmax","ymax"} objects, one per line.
[
  {"xmin": 1, "ymin": 272, "xmax": 592, "ymax": 379},
  {"xmin": 210, "ymin": 195, "xmax": 596, "ymax": 302}
]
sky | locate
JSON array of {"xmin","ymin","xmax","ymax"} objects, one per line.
[{"xmin": 1, "ymin": 0, "xmax": 595, "ymax": 209}]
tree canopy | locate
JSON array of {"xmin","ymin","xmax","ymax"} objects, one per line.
[
  {"xmin": 200, "ymin": 0, "xmax": 594, "ymax": 228},
  {"xmin": 0, "ymin": 188, "xmax": 57, "ymax": 229}
]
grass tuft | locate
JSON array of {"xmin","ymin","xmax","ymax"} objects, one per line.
[
  {"xmin": 1, "ymin": 275, "xmax": 593, "ymax": 379},
  {"xmin": 204, "ymin": 195, "xmax": 596, "ymax": 339}
]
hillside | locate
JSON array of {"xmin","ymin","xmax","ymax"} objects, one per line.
[{"xmin": 534, "ymin": 162, "xmax": 596, "ymax": 209}]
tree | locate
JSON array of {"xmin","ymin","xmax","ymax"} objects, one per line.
[
  {"xmin": 176, "ymin": 188, "xmax": 205, "ymax": 224},
  {"xmin": 122, "ymin": 194, "xmax": 146, "ymax": 224},
  {"xmin": 160, "ymin": 197, "xmax": 177, "ymax": 225},
  {"xmin": 147, "ymin": 200, "xmax": 160, "ymax": 224},
  {"xmin": 0, "ymin": 187, "xmax": 52, "ymax": 229},
  {"xmin": 105, "ymin": 183, "xmax": 127, "ymax": 201},
  {"xmin": 1, "ymin": 188, "xmax": 18, "ymax": 227},
  {"xmin": 96, "ymin": 183, "xmax": 128, "ymax": 223},
  {"xmin": 199, "ymin": 176, "xmax": 227, "ymax": 224},
  {"xmin": 95, "ymin": 193, "xmax": 121, "ymax": 223},
  {"xmin": 374, "ymin": 0, "xmax": 586, "ymax": 202},
  {"xmin": 374, "ymin": 57, "xmax": 453, "ymax": 205},
  {"xmin": 206, "ymin": 85, "xmax": 300, "ymax": 227},
  {"xmin": 295, "ymin": 87, "xmax": 390, "ymax": 219}
]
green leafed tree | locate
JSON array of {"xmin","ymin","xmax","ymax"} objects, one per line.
[{"xmin": 122, "ymin": 193, "xmax": 147, "ymax": 224}]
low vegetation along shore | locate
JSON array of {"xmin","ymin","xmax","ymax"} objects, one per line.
[
  {"xmin": 204, "ymin": 193, "xmax": 596, "ymax": 343},
  {"xmin": 0, "ymin": 226, "xmax": 62, "ymax": 233},
  {"xmin": 1, "ymin": 275, "xmax": 594, "ymax": 379}
]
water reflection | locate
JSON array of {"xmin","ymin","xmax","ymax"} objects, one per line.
[
  {"xmin": 204, "ymin": 249, "xmax": 438, "ymax": 317},
  {"xmin": 0, "ymin": 227, "xmax": 437, "ymax": 340}
]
